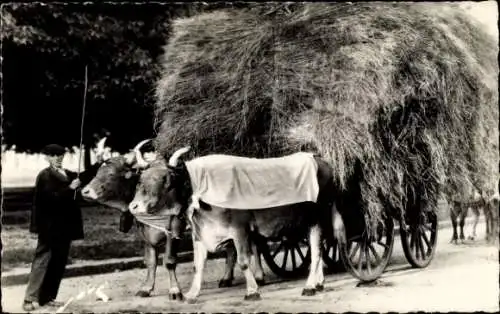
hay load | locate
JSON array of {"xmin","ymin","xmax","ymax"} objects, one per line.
[{"xmin": 153, "ymin": 3, "xmax": 498, "ymax": 235}]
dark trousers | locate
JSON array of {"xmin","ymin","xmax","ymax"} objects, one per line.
[{"xmin": 24, "ymin": 236, "xmax": 71, "ymax": 304}]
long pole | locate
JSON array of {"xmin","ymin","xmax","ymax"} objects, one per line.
[{"xmin": 74, "ymin": 65, "xmax": 88, "ymax": 200}]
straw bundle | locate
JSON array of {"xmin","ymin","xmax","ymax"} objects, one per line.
[{"xmin": 153, "ymin": 3, "xmax": 498, "ymax": 235}]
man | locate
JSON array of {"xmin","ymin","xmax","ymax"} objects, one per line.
[{"xmin": 22, "ymin": 144, "xmax": 101, "ymax": 311}]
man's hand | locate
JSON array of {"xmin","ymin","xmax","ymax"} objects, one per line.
[{"xmin": 69, "ymin": 178, "xmax": 81, "ymax": 190}]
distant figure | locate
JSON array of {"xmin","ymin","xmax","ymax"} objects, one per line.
[{"xmin": 22, "ymin": 144, "xmax": 102, "ymax": 312}]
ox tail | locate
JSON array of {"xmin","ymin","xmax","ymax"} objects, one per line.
[{"xmin": 331, "ymin": 202, "xmax": 346, "ymax": 245}]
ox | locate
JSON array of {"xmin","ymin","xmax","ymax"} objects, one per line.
[
  {"xmin": 81, "ymin": 140, "xmax": 262, "ymax": 300},
  {"xmin": 128, "ymin": 147, "xmax": 346, "ymax": 302},
  {"xmin": 449, "ymin": 187, "xmax": 499, "ymax": 244}
]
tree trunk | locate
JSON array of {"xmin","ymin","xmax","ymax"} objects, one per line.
[{"xmin": 84, "ymin": 146, "xmax": 92, "ymax": 170}]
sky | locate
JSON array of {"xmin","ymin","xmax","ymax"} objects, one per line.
[{"xmin": 458, "ymin": 1, "xmax": 498, "ymax": 37}]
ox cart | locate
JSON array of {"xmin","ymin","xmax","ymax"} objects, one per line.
[{"xmin": 257, "ymin": 206, "xmax": 438, "ymax": 282}]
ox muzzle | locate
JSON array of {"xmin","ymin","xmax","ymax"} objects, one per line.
[
  {"xmin": 81, "ymin": 186, "xmax": 99, "ymax": 201},
  {"xmin": 128, "ymin": 199, "xmax": 150, "ymax": 215}
]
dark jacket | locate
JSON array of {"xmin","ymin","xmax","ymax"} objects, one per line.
[{"xmin": 30, "ymin": 164, "xmax": 100, "ymax": 241}]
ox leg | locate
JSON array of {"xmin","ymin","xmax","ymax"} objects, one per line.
[
  {"xmin": 219, "ymin": 244, "xmax": 236, "ymax": 288},
  {"xmin": 191, "ymin": 232, "xmax": 198, "ymax": 273},
  {"xmin": 137, "ymin": 244, "xmax": 158, "ymax": 297},
  {"xmin": 333, "ymin": 204, "xmax": 346, "ymax": 245},
  {"xmin": 484, "ymin": 205, "xmax": 493, "ymax": 242},
  {"xmin": 468, "ymin": 206, "xmax": 480, "ymax": 241},
  {"xmin": 164, "ymin": 216, "xmax": 185, "ymax": 301},
  {"xmin": 489, "ymin": 202, "xmax": 499, "ymax": 244},
  {"xmin": 302, "ymin": 225, "xmax": 322, "ymax": 296},
  {"xmin": 459, "ymin": 207, "xmax": 468, "ymax": 243},
  {"xmin": 251, "ymin": 242, "xmax": 265, "ymax": 286},
  {"xmin": 184, "ymin": 241, "xmax": 207, "ymax": 303},
  {"xmin": 450, "ymin": 206, "xmax": 459, "ymax": 244},
  {"xmin": 232, "ymin": 230, "xmax": 260, "ymax": 301}
]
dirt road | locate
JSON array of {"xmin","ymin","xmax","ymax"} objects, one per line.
[{"xmin": 3, "ymin": 224, "xmax": 498, "ymax": 313}]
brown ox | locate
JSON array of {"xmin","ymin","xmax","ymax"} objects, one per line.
[
  {"xmin": 81, "ymin": 140, "xmax": 252, "ymax": 301},
  {"xmin": 128, "ymin": 147, "xmax": 346, "ymax": 302}
]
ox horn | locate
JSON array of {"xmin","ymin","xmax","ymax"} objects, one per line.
[
  {"xmin": 168, "ymin": 146, "xmax": 191, "ymax": 167},
  {"xmin": 133, "ymin": 139, "xmax": 152, "ymax": 168}
]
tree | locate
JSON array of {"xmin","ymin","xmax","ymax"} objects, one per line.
[
  {"xmin": 2, "ymin": 2, "xmax": 259, "ymax": 155},
  {"xmin": 2, "ymin": 3, "xmax": 172, "ymax": 153}
]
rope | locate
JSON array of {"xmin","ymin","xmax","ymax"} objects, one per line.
[{"xmin": 74, "ymin": 65, "xmax": 88, "ymax": 200}]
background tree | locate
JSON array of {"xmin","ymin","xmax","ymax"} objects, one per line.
[{"xmin": 1, "ymin": 3, "xmax": 228, "ymax": 157}]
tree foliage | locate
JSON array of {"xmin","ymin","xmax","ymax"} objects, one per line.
[{"xmin": 2, "ymin": 2, "xmax": 226, "ymax": 152}]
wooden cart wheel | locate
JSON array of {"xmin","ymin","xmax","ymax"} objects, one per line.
[
  {"xmin": 400, "ymin": 210, "xmax": 438, "ymax": 268},
  {"xmin": 339, "ymin": 217, "xmax": 395, "ymax": 282},
  {"xmin": 259, "ymin": 236, "xmax": 311, "ymax": 278},
  {"xmin": 321, "ymin": 238, "xmax": 344, "ymax": 273}
]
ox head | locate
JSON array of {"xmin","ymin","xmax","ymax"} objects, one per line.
[
  {"xmin": 128, "ymin": 146, "xmax": 192, "ymax": 215},
  {"xmin": 81, "ymin": 139, "xmax": 157, "ymax": 212}
]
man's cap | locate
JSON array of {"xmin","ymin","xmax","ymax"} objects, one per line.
[{"xmin": 41, "ymin": 144, "xmax": 66, "ymax": 156}]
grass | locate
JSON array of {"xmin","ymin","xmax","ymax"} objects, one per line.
[{"xmin": 1, "ymin": 205, "xmax": 144, "ymax": 271}]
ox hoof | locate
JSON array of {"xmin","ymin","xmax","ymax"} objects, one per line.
[
  {"xmin": 185, "ymin": 297, "xmax": 197, "ymax": 304},
  {"xmin": 256, "ymin": 278, "xmax": 266, "ymax": 286},
  {"xmin": 301, "ymin": 288, "xmax": 316, "ymax": 296},
  {"xmin": 244, "ymin": 293, "xmax": 261, "ymax": 301},
  {"xmin": 135, "ymin": 290, "xmax": 151, "ymax": 298},
  {"xmin": 169, "ymin": 292, "xmax": 184, "ymax": 301},
  {"xmin": 218, "ymin": 279, "xmax": 233, "ymax": 288},
  {"xmin": 468, "ymin": 235, "xmax": 475, "ymax": 241},
  {"xmin": 315, "ymin": 284, "xmax": 324, "ymax": 292}
]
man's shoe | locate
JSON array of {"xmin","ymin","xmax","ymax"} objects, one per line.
[{"xmin": 22, "ymin": 300, "xmax": 40, "ymax": 312}]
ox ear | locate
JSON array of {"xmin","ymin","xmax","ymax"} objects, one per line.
[
  {"xmin": 168, "ymin": 146, "xmax": 191, "ymax": 167},
  {"xmin": 124, "ymin": 152, "xmax": 136, "ymax": 165}
]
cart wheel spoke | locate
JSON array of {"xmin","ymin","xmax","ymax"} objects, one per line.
[
  {"xmin": 422, "ymin": 223, "xmax": 432, "ymax": 231},
  {"xmin": 271, "ymin": 241, "xmax": 284, "ymax": 259},
  {"xmin": 295, "ymin": 243, "xmax": 305, "ymax": 262},
  {"xmin": 282, "ymin": 246, "xmax": 289, "ymax": 268},
  {"xmin": 321, "ymin": 239, "xmax": 343, "ymax": 272},
  {"xmin": 291, "ymin": 247, "xmax": 297, "ymax": 269},
  {"xmin": 350, "ymin": 242, "xmax": 360, "ymax": 260},
  {"xmin": 377, "ymin": 241, "xmax": 389, "ymax": 250},
  {"xmin": 368, "ymin": 243, "xmax": 381, "ymax": 265},
  {"xmin": 410, "ymin": 231, "xmax": 416, "ymax": 251},
  {"xmin": 417, "ymin": 233, "xmax": 426, "ymax": 260},
  {"xmin": 357, "ymin": 246, "xmax": 364, "ymax": 274},
  {"xmin": 421, "ymin": 229, "xmax": 431, "ymax": 249},
  {"xmin": 331, "ymin": 242, "xmax": 338, "ymax": 261},
  {"xmin": 414, "ymin": 232, "xmax": 421, "ymax": 260},
  {"xmin": 365, "ymin": 246, "xmax": 372, "ymax": 275}
]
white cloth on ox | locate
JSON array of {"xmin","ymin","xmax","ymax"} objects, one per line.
[{"xmin": 185, "ymin": 152, "xmax": 320, "ymax": 210}]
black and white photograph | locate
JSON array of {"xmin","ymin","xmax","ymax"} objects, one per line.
[{"xmin": 1, "ymin": 1, "xmax": 498, "ymax": 313}]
